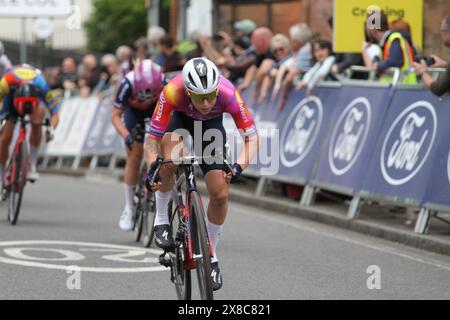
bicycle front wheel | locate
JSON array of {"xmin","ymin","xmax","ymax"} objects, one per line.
[
  {"xmin": 8, "ymin": 142, "xmax": 27, "ymax": 225},
  {"xmin": 189, "ymin": 191, "xmax": 214, "ymax": 300},
  {"xmin": 142, "ymin": 191, "xmax": 156, "ymax": 248}
]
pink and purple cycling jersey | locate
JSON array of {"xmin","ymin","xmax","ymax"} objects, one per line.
[{"xmin": 148, "ymin": 74, "xmax": 257, "ymax": 139}]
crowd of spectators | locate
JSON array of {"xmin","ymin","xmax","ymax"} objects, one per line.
[
  {"xmin": 1, "ymin": 12, "xmax": 449, "ymax": 226},
  {"xmin": 1, "ymin": 10, "xmax": 448, "ymax": 108}
]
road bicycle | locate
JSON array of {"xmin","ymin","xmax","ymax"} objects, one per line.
[
  {"xmin": 2, "ymin": 115, "xmax": 50, "ymax": 225},
  {"xmin": 153, "ymin": 154, "xmax": 234, "ymax": 300}
]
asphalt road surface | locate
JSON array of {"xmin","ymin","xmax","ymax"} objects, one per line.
[{"xmin": 0, "ymin": 175, "xmax": 449, "ymax": 300}]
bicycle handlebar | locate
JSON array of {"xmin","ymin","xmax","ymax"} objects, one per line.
[{"xmin": 149, "ymin": 154, "xmax": 235, "ymax": 187}]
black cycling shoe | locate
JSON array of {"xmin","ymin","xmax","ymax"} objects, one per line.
[
  {"xmin": 154, "ymin": 224, "xmax": 175, "ymax": 251},
  {"xmin": 211, "ymin": 262, "xmax": 223, "ymax": 291}
]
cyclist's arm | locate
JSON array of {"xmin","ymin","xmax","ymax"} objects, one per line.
[
  {"xmin": 145, "ymin": 135, "xmax": 162, "ymax": 167},
  {"xmin": 112, "ymin": 78, "xmax": 132, "ymax": 139},
  {"xmin": 228, "ymin": 90, "xmax": 259, "ymax": 169},
  {"xmin": 236, "ymin": 133, "xmax": 259, "ymax": 170},
  {"xmin": 145, "ymin": 89, "xmax": 175, "ymax": 166},
  {"xmin": 111, "ymin": 108, "xmax": 128, "ymax": 139}
]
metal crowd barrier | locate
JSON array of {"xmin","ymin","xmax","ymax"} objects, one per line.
[
  {"xmin": 41, "ymin": 67, "xmax": 450, "ymax": 235},
  {"xmin": 233, "ymin": 68, "xmax": 450, "ymax": 235}
]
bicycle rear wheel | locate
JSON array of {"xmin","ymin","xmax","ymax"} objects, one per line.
[
  {"xmin": 189, "ymin": 191, "xmax": 214, "ymax": 300},
  {"xmin": 8, "ymin": 142, "xmax": 27, "ymax": 225}
]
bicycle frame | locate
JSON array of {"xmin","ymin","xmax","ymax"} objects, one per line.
[{"xmin": 171, "ymin": 163, "xmax": 213, "ymax": 271}]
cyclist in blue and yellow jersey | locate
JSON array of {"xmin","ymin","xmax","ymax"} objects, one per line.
[{"xmin": 0, "ymin": 64, "xmax": 60, "ymax": 183}]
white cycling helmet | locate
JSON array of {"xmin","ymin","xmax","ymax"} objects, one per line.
[{"xmin": 182, "ymin": 57, "xmax": 220, "ymax": 94}]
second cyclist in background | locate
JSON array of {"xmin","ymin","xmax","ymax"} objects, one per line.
[
  {"xmin": 112, "ymin": 59, "xmax": 165, "ymax": 231},
  {"xmin": 0, "ymin": 64, "xmax": 60, "ymax": 184}
]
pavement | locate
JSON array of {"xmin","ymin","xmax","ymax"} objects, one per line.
[{"xmin": 0, "ymin": 174, "xmax": 449, "ymax": 300}]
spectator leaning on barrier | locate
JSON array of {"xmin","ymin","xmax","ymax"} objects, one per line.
[
  {"xmin": 78, "ymin": 54, "xmax": 101, "ymax": 97},
  {"xmin": 59, "ymin": 57, "xmax": 79, "ymax": 94},
  {"xmin": 414, "ymin": 15, "xmax": 450, "ymax": 97},
  {"xmin": 258, "ymin": 33, "xmax": 292, "ymax": 103},
  {"xmin": 225, "ymin": 37, "xmax": 256, "ymax": 83},
  {"xmin": 295, "ymin": 39, "xmax": 336, "ymax": 97},
  {"xmin": 238, "ymin": 27, "xmax": 275, "ymax": 104},
  {"xmin": 195, "ymin": 31, "xmax": 255, "ymax": 83},
  {"xmin": 276, "ymin": 23, "xmax": 313, "ymax": 108},
  {"xmin": 365, "ymin": 11, "xmax": 417, "ymax": 84}
]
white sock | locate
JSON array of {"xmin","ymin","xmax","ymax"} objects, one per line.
[
  {"xmin": 0, "ymin": 164, "xmax": 4, "ymax": 183},
  {"xmin": 124, "ymin": 184, "xmax": 135, "ymax": 211},
  {"xmin": 207, "ymin": 220, "xmax": 223, "ymax": 263},
  {"xmin": 29, "ymin": 144, "xmax": 39, "ymax": 167},
  {"xmin": 154, "ymin": 190, "xmax": 171, "ymax": 226}
]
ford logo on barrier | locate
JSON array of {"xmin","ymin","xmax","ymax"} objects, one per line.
[
  {"xmin": 280, "ymin": 96, "xmax": 323, "ymax": 168},
  {"xmin": 381, "ymin": 101, "xmax": 437, "ymax": 186},
  {"xmin": 328, "ymin": 97, "xmax": 371, "ymax": 176}
]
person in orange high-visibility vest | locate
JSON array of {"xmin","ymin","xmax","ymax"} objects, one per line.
[{"xmin": 366, "ymin": 11, "xmax": 417, "ymax": 84}]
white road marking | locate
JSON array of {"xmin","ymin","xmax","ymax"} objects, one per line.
[{"xmin": 0, "ymin": 240, "xmax": 168, "ymax": 273}]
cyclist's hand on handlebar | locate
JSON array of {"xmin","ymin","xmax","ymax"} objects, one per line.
[
  {"xmin": 145, "ymin": 161, "xmax": 162, "ymax": 191},
  {"xmin": 125, "ymin": 134, "xmax": 134, "ymax": 151},
  {"xmin": 230, "ymin": 163, "xmax": 243, "ymax": 184}
]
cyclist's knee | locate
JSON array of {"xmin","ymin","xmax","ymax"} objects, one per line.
[
  {"xmin": 159, "ymin": 163, "xmax": 177, "ymax": 178},
  {"xmin": 209, "ymin": 191, "xmax": 228, "ymax": 206},
  {"xmin": 0, "ymin": 126, "xmax": 13, "ymax": 147}
]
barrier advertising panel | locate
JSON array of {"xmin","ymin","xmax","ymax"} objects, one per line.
[
  {"xmin": 360, "ymin": 89, "xmax": 442, "ymax": 203},
  {"xmin": 312, "ymin": 84, "xmax": 392, "ymax": 193}
]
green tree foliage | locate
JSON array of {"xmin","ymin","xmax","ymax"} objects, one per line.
[{"xmin": 84, "ymin": 0, "xmax": 147, "ymax": 53}]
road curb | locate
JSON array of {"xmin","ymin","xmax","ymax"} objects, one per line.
[{"xmin": 196, "ymin": 183, "xmax": 450, "ymax": 256}]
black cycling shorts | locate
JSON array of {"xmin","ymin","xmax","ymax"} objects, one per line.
[{"xmin": 165, "ymin": 111, "xmax": 227, "ymax": 175}]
